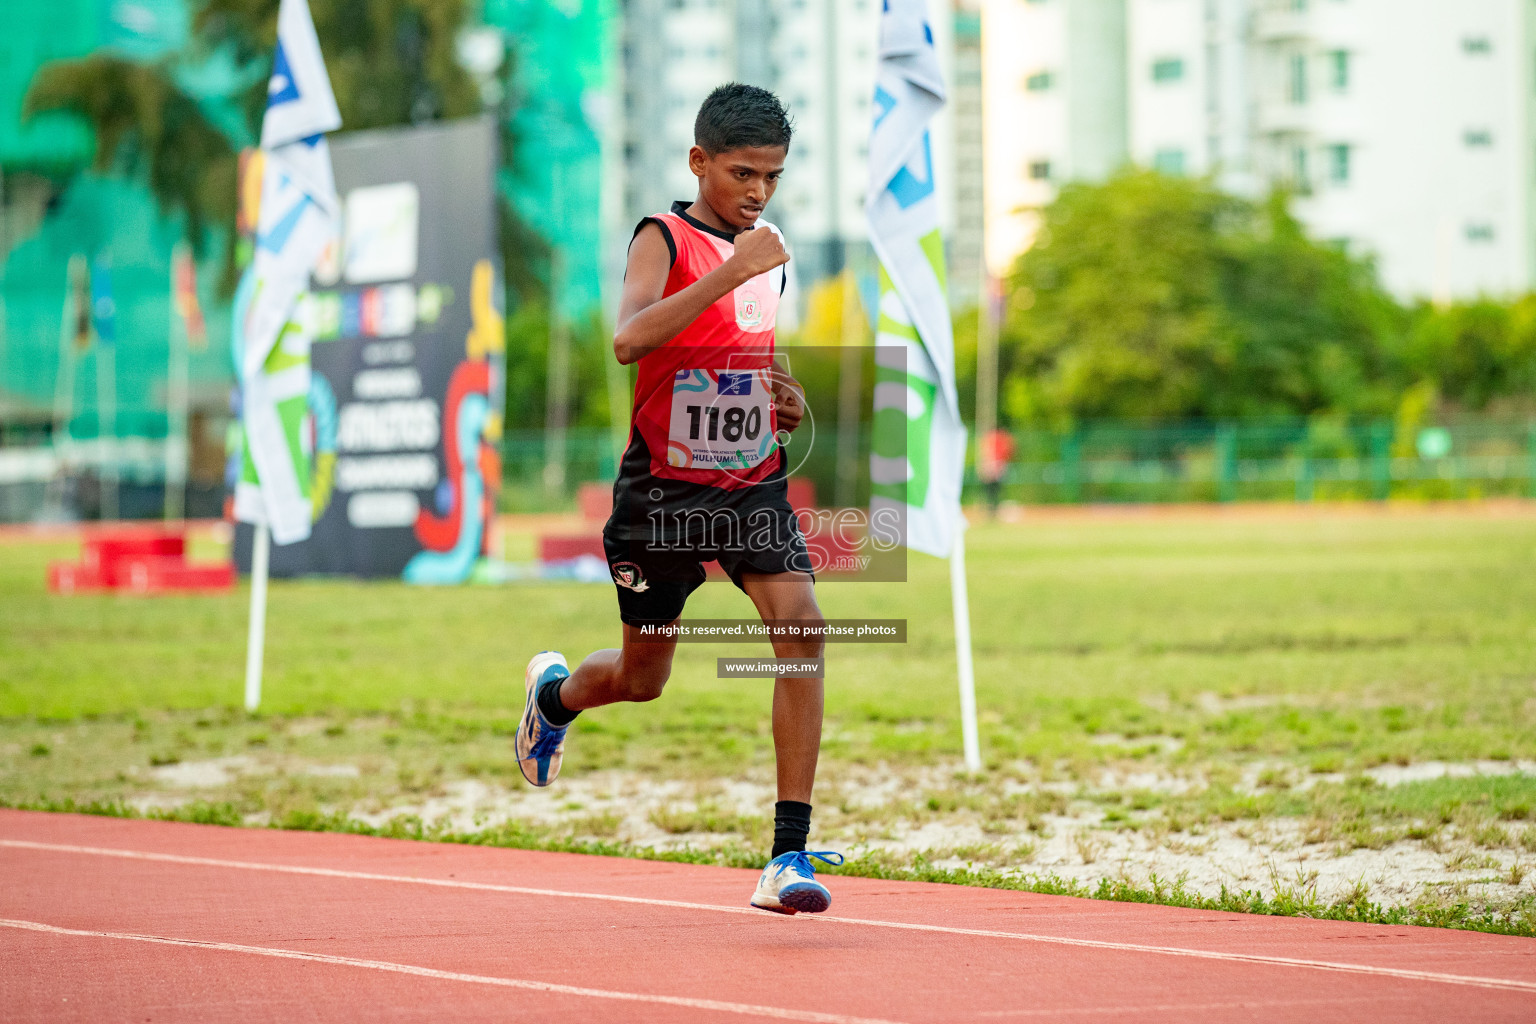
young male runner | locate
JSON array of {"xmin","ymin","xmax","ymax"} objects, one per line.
[{"xmin": 516, "ymin": 84, "xmax": 842, "ymax": 914}]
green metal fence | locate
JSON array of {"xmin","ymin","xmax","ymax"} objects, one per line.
[
  {"xmin": 994, "ymin": 420, "xmax": 1536, "ymax": 504},
  {"xmin": 495, "ymin": 419, "xmax": 1536, "ymax": 510},
  {"xmin": 7, "ymin": 418, "xmax": 1528, "ymax": 523},
  {"xmin": 498, "ymin": 428, "xmax": 621, "ymax": 512}
]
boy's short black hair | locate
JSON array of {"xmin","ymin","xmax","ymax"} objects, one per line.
[{"xmin": 694, "ymin": 83, "xmax": 794, "ymax": 155}]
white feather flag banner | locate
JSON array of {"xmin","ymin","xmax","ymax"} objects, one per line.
[
  {"xmin": 865, "ymin": 0, "xmax": 966, "ymax": 559},
  {"xmin": 233, "ymin": 0, "xmax": 341, "ymax": 545}
]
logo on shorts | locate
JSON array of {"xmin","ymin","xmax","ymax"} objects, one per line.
[
  {"xmin": 717, "ymin": 371, "xmax": 753, "ymax": 396},
  {"xmin": 611, "ymin": 561, "xmax": 649, "ymax": 592}
]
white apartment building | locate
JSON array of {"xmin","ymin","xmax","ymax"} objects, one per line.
[
  {"xmin": 620, "ymin": 0, "xmax": 738, "ymax": 225},
  {"xmin": 952, "ymin": 3, "xmax": 987, "ymax": 302},
  {"xmin": 982, "ymin": 0, "xmax": 1127, "ymax": 274},
  {"xmin": 1126, "ymin": 0, "xmax": 1253, "ymax": 190},
  {"xmin": 986, "ymin": 0, "xmax": 1536, "ymax": 300},
  {"xmin": 619, "ymin": 0, "xmax": 962, "ymax": 293}
]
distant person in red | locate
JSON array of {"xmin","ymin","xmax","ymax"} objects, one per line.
[
  {"xmin": 513, "ymin": 84, "xmax": 844, "ymax": 915},
  {"xmin": 978, "ymin": 427, "xmax": 1015, "ymax": 517}
]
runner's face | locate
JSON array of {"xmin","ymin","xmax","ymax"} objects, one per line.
[{"xmin": 690, "ymin": 145, "xmax": 787, "ymax": 231}]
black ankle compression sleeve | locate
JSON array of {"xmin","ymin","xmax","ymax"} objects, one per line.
[
  {"xmin": 771, "ymin": 800, "xmax": 812, "ymax": 858},
  {"xmin": 536, "ymin": 676, "xmax": 579, "ymax": 727}
]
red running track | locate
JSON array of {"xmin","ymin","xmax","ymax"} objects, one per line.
[{"xmin": 3, "ymin": 810, "xmax": 1534, "ymax": 1022}]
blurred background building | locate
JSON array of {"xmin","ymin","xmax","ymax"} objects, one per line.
[
  {"xmin": 5, "ymin": 0, "xmax": 1536, "ymax": 523},
  {"xmin": 985, "ymin": 0, "xmax": 1536, "ymax": 300},
  {"xmin": 618, "ymin": 0, "xmax": 963, "ymax": 288}
]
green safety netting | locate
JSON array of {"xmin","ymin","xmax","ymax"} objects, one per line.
[
  {"xmin": 1, "ymin": 0, "xmax": 237, "ymax": 434},
  {"xmin": 2, "ymin": 0, "xmax": 617, "ymax": 436},
  {"xmin": 482, "ymin": 0, "xmax": 615, "ymax": 323}
]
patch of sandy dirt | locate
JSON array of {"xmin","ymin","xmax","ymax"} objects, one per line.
[
  {"xmin": 330, "ymin": 758, "xmax": 1536, "ymax": 912},
  {"xmin": 122, "ymin": 750, "xmax": 1534, "ymax": 914},
  {"xmin": 148, "ymin": 757, "xmax": 258, "ymax": 788},
  {"xmin": 147, "ymin": 756, "xmax": 358, "ymax": 789}
]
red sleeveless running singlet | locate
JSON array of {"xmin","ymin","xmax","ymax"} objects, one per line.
[{"xmin": 607, "ymin": 202, "xmax": 790, "ymax": 539}]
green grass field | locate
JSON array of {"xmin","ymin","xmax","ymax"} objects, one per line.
[{"xmin": 4, "ymin": 505, "xmax": 1536, "ymax": 933}]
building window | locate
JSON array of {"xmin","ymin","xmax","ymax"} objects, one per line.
[
  {"xmin": 1153, "ymin": 149, "xmax": 1186, "ymax": 176},
  {"xmin": 1328, "ymin": 50, "xmax": 1349, "ymax": 91},
  {"xmin": 1465, "ymin": 129, "xmax": 1494, "ymax": 147},
  {"xmin": 1029, "ymin": 160, "xmax": 1052, "ymax": 181},
  {"xmin": 1289, "ymin": 54, "xmax": 1309, "ymax": 104},
  {"xmin": 1465, "ymin": 223, "xmax": 1496, "ymax": 243},
  {"xmin": 1463, "ymin": 37, "xmax": 1492, "ymax": 55},
  {"xmin": 1025, "ymin": 71, "xmax": 1054, "ymax": 92},
  {"xmin": 1326, "ymin": 144, "xmax": 1351, "ymax": 184},
  {"xmin": 1152, "ymin": 58, "xmax": 1185, "ymax": 83},
  {"xmin": 1291, "ymin": 146, "xmax": 1310, "ymax": 190}
]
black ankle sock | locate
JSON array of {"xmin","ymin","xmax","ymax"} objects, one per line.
[
  {"xmin": 535, "ymin": 675, "xmax": 579, "ymax": 727},
  {"xmin": 771, "ymin": 800, "xmax": 812, "ymax": 859}
]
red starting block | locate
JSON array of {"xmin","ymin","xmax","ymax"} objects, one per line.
[
  {"xmin": 538, "ymin": 534, "xmax": 607, "ymax": 563},
  {"xmin": 49, "ymin": 528, "xmax": 234, "ymax": 594},
  {"xmin": 117, "ymin": 556, "xmax": 236, "ymax": 593},
  {"xmin": 47, "ymin": 562, "xmax": 109, "ymax": 593},
  {"xmin": 83, "ymin": 531, "xmax": 185, "ymax": 586}
]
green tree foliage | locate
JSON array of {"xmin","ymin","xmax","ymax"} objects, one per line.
[
  {"xmin": 1219, "ymin": 193, "xmax": 1403, "ymax": 418},
  {"xmin": 23, "ymin": 0, "xmax": 482, "ymax": 288},
  {"xmin": 503, "ymin": 303, "xmax": 620, "ymax": 431},
  {"xmin": 1399, "ymin": 297, "xmax": 1536, "ymax": 414},
  {"xmin": 1000, "ymin": 170, "xmax": 1403, "ymax": 425},
  {"xmin": 24, "ymin": 55, "xmax": 238, "ymax": 258},
  {"xmin": 193, "ymin": 0, "xmax": 479, "ymax": 133}
]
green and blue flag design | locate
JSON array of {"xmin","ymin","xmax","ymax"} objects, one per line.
[
  {"xmin": 866, "ymin": 0, "xmax": 966, "ymax": 558},
  {"xmin": 233, "ymin": 0, "xmax": 341, "ymax": 545}
]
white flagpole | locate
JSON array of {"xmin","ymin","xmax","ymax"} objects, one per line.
[
  {"xmin": 165, "ymin": 244, "xmax": 191, "ymax": 522},
  {"xmin": 866, "ymin": 0, "xmax": 980, "ymax": 770},
  {"xmin": 237, "ymin": 0, "xmax": 342, "ymax": 711},
  {"xmin": 51, "ymin": 256, "xmax": 82, "ymax": 473},
  {"xmin": 950, "ymin": 523, "xmax": 981, "ymax": 772},
  {"xmin": 97, "ymin": 339, "xmax": 118, "ymax": 521},
  {"xmin": 244, "ymin": 522, "xmax": 271, "ymax": 712}
]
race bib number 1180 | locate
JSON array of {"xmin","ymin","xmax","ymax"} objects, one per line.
[{"xmin": 666, "ymin": 368, "xmax": 776, "ymax": 472}]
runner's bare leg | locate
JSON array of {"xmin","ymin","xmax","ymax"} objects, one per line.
[
  {"xmin": 560, "ymin": 622, "xmax": 680, "ymax": 708},
  {"xmin": 740, "ymin": 571, "xmax": 824, "ymax": 804}
]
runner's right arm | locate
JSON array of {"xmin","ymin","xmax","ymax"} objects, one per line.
[{"xmin": 612, "ymin": 224, "xmax": 789, "ymax": 366}]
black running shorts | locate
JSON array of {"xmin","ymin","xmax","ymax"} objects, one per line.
[{"xmin": 603, "ymin": 503, "xmax": 813, "ymax": 626}]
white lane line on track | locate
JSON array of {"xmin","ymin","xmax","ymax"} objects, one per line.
[
  {"xmin": 971, "ymin": 994, "xmax": 1398, "ymax": 1017},
  {"xmin": 5, "ymin": 838, "xmax": 1535, "ymax": 995},
  {"xmin": 0, "ymin": 918, "xmax": 907, "ymax": 1024}
]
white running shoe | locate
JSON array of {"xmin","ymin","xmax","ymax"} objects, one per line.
[
  {"xmin": 517, "ymin": 651, "xmax": 571, "ymax": 787},
  {"xmin": 750, "ymin": 850, "xmax": 844, "ymax": 915}
]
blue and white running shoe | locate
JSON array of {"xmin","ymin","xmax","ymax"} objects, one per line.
[
  {"xmin": 517, "ymin": 651, "xmax": 571, "ymax": 787},
  {"xmin": 750, "ymin": 850, "xmax": 844, "ymax": 915}
]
